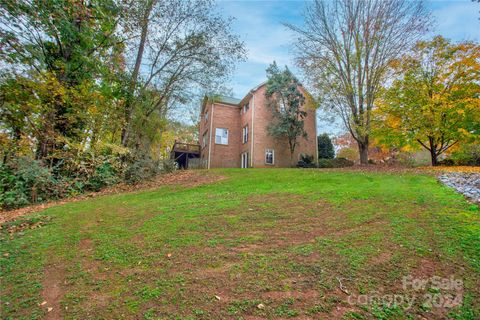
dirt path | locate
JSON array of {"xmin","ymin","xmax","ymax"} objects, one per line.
[{"xmin": 41, "ymin": 263, "xmax": 65, "ymax": 319}]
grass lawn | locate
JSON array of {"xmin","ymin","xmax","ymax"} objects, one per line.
[{"xmin": 1, "ymin": 169, "xmax": 479, "ymax": 319}]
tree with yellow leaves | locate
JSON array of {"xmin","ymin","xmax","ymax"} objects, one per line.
[{"xmin": 375, "ymin": 36, "xmax": 480, "ymax": 166}]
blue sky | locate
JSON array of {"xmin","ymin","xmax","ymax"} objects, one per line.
[{"xmin": 216, "ymin": 0, "xmax": 479, "ymax": 133}]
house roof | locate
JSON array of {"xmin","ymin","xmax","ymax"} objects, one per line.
[
  {"xmin": 213, "ymin": 95, "xmax": 242, "ymax": 106},
  {"xmin": 238, "ymin": 81, "xmax": 267, "ymax": 105},
  {"xmin": 201, "ymin": 82, "xmax": 267, "ymax": 113}
]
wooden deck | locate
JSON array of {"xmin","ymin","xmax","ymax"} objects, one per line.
[
  {"xmin": 170, "ymin": 141, "xmax": 201, "ymax": 169},
  {"xmin": 171, "ymin": 141, "xmax": 201, "ymax": 154}
]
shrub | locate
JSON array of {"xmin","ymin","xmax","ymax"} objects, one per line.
[
  {"xmin": 88, "ymin": 162, "xmax": 119, "ymax": 191},
  {"xmin": 297, "ymin": 154, "xmax": 316, "ymax": 168},
  {"xmin": 396, "ymin": 152, "xmax": 416, "ymax": 167},
  {"xmin": 318, "ymin": 158, "xmax": 334, "ymax": 168},
  {"xmin": 331, "ymin": 157, "xmax": 354, "ymax": 168},
  {"xmin": 161, "ymin": 159, "xmax": 177, "ymax": 173},
  {"xmin": 450, "ymin": 144, "xmax": 480, "ymax": 166},
  {"xmin": 337, "ymin": 147, "xmax": 358, "ymax": 161},
  {"xmin": 0, "ymin": 157, "xmax": 58, "ymax": 209},
  {"xmin": 124, "ymin": 158, "xmax": 161, "ymax": 185},
  {"xmin": 317, "ymin": 157, "xmax": 354, "ymax": 169}
]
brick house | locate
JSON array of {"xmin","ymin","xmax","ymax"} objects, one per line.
[{"xmin": 198, "ymin": 82, "xmax": 318, "ymax": 168}]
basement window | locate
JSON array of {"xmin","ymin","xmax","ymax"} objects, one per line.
[
  {"xmin": 215, "ymin": 128, "xmax": 228, "ymax": 145},
  {"xmin": 265, "ymin": 149, "xmax": 274, "ymax": 165}
]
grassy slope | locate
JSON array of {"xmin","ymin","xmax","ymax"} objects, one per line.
[{"xmin": 1, "ymin": 169, "xmax": 479, "ymax": 319}]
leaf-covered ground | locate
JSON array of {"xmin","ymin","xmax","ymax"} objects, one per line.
[{"xmin": 1, "ymin": 169, "xmax": 479, "ymax": 319}]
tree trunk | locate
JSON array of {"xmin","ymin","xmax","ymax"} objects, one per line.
[
  {"xmin": 429, "ymin": 146, "xmax": 438, "ymax": 166},
  {"xmin": 428, "ymin": 137, "xmax": 439, "ymax": 166},
  {"xmin": 121, "ymin": 0, "xmax": 154, "ymax": 147},
  {"xmin": 430, "ymin": 151, "xmax": 438, "ymax": 166},
  {"xmin": 289, "ymin": 140, "xmax": 296, "ymax": 167},
  {"xmin": 357, "ymin": 139, "xmax": 369, "ymax": 165}
]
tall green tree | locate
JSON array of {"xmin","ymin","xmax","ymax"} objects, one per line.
[
  {"xmin": 0, "ymin": 0, "xmax": 123, "ymax": 160},
  {"xmin": 265, "ymin": 62, "xmax": 308, "ymax": 165},
  {"xmin": 375, "ymin": 36, "xmax": 480, "ymax": 166},
  {"xmin": 317, "ymin": 133, "xmax": 335, "ymax": 159},
  {"xmin": 288, "ymin": 0, "xmax": 431, "ymax": 164}
]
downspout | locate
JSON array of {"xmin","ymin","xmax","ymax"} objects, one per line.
[
  {"xmin": 314, "ymin": 109, "xmax": 319, "ymax": 166},
  {"xmin": 250, "ymin": 93, "xmax": 255, "ymax": 168},
  {"xmin": 208, "ymin": 104, "xmax": 214, "ymax": 169}
]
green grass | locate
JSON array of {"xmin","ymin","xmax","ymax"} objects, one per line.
[{"xmin": 1, "ymin": 169, "xmax": 479, "ymax": 319}]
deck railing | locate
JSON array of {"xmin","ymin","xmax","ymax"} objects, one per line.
[{"xmin": 172, "ymin": 141, "xmax": 201, "ymax": 154}]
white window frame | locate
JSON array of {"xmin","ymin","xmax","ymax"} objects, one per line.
[
  {"xmin": 242, "ymin": 125, "xmax": 248, "ymax": 143},
  {"xmin": 215, "ymin": 128, "xmax": 228, "ymax": 145},
  {"xmin": 265, "ymin": 149, "xmax": 274, "ymax": 165}
]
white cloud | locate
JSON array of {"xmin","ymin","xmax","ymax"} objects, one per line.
[
  {"xmin": 217, "ymin": 0, "xmax": 305, "ymax": 97},
  {"xmin": 429, "ymin": 0, "xmax": 480, "ymax": 41}
]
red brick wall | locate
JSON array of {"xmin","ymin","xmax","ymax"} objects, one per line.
[
  {"xmin": 208, "ymin": 103, "xmax": 242, "ymax": 168},
  {"xmin": 251, "ymin": 86, "xmax": 317, "ymax": 168},
  {"xmin": 199, "ymin": 84, "xmax": 317, "ymax": 169}
]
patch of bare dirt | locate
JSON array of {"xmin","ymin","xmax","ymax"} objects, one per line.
[
  {"xmin": 0, "ymin": 170, "xmax": 225, "ymax": 225},
  {"xmin": 76, "ymin": 237, "xmax": 112, "ymax": 311},
  {"xmin": 332, "ymin": 218, "xmax": 388, "ymax": 237},
  {"xmin": 369, "ymin": 251, "xmax": 393, "ymax": 266},
  {"xmin": 328, "ymin": 304, "xmax": 359, "ymax": 319},
  {"xmin": 41, "ymin": 263, "xmax": 66, "ymax": 320},
  {"xmin": 399, "ymin": 257, "xmax": 467, "ymax": 319},
  {"xmin": 78, "ymin": 238, "xmax": 107, "ymax": 280},
  {"xmin": 261, "ymin": 290, "xmax": 319, "ymax": 300},
  {"xmin": 197, "ymin": 262, "xmax": 237, "ymax": 279}
]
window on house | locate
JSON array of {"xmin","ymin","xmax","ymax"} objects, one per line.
[
  {"xmin": 205, "ymin": 111, "xmax": 209, "ymax": 122},
  {"xmin": 215, "ymin": 128, "xmax": 228, "ymax": 145},
  {"xmin": 242, "ymin": 125, "xmax": 248, "ymax": 143},
  {"xmin": 202, "ymin": 131, "xmax": 208, "ymax": 148},
  {"xmin": 265, "ymin": 149, "xmax": 274, "ymax": 165},
  {"xmin": 243, "ymin": 102, "xmax": 249, "ymax": 114}
]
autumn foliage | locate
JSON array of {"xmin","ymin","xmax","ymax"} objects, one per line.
[{"xmin": 374, "ymin": 36, "xmax": 480, "ymax": 166}]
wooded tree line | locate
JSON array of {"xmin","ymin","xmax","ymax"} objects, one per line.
[
  {"xmin": 0, "ymin": 0, "xmax": 244, "ymax": 208},
  {"xmin": 290, "ymin": 0, "xmax": 480, "ymax": 166}
]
